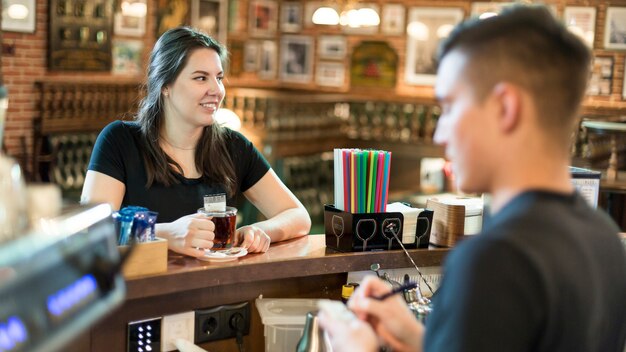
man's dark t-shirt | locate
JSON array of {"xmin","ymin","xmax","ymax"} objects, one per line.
[{"xmin": 425, "ymin": 191, "xmax": 626, "ymax": 352}]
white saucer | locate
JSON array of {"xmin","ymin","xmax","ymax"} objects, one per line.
[{"xmin": 198, "ymin": 247, "xmax": 248, "ymax": 262}]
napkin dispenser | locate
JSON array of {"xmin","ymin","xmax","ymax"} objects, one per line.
[{"xmin": 323, "ymin": 205, "xmax": 433, "ymax": 252}]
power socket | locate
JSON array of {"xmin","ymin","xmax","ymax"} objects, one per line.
[
  {"xmin": 127, "ymin": 317, "xmax": 161, "ymax": 352},
  {"xmin": 161, "ymin": 311, "xmax": 195, "ymax": 352},
  {"xmin": 195, "ymin": 302, "xmax": 250, "ymax": 344}
]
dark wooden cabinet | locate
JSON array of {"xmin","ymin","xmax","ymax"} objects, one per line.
[{"xmin": 48, "ymin": 0, "xmax": 115, "ymax": 71}]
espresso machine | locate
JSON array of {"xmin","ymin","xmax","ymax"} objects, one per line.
[{"xmin": 0, "ymin": 84, "xmax": 126, "ymax": 351}]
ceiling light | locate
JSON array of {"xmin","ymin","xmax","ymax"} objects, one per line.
[
  {"xmin": 313, "ymin": 3, "xmax": 380, "ymax": 28},
  {"xmin": 7, "ymin": 4, "xmax": 28, "ymax": 20},
  {"xmin": 312, "ymin": 6, "xmax": 339, "ymax": 25},
  {"xmin": 121, "ymin": 1, "xmax": 147, "ymax": 17}
]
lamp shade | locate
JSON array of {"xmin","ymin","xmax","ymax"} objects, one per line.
[{"xmin": 312, "ymin": 6, "xmax": 339, "ymax": 25}]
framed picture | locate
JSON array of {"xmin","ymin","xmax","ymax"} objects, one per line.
[
  {"xmin": 381, "ymin": 4, "xmax": 405, "ymax": 35},
  {"xmin": 2, "ymin": 0, "xmax": 36, "ymax": 33},
  {"xmin": 318, "ymin": 35, "xmax": 347, "ymax": 60},
  {"xmin": 564, "ymin": 6, "xmax": 596, "ymax": 48},
  {"xmin": 114, "ymin": 0, "xmax": 147, "ymax": 37},
  {"xmin": 351, "ymin": 41, "xmax": 397, "ymax": 88},
  {"xmin": 227, "ymin": 39, "xmax": 243, "ymax": 76},
  {"xmin": 604, "ymin": 7, "xmax": 626, "ymax": 50},
  {"xmin": 405, "ymin": 7, "xmax": 464, "ymax": 86},
  {"xmin": 244, "ymin": 41, "xmax": 260, "ymax": 71},
  {"xmin": 280, "ymin": 1, "xmax": 302, "ymax": 32},
  {"xmin": 156, "ymin": 0, "xmax": 189, "ymax": 37},
  {"xmin": 112, "ymin": 39, "xmax": 143, "ymax": 75},
  {"xmin": 191, "ymin": 0, "xmax": 227, "ymax": 44},
  {"xmin": 49, "ymin": 0, "xmax": 115, "ymax": 71},
  {"xmin": 259, "ymin": 40, "xmax": 277, "ymax": 79},
  {"xmin": 304, "ymin": 1, "xmax": 323, "ymax": 28},
  {"xmin": 316, "ymin": 62, "xmax": 345, "ymax": 87},
  {"xmin": 587, "ymin": 56, "xmax": 613, "ymax": 96},
  {"xmin": 227, "ymin": 0, "xmax": 243, "ymax": 33},
  {"xmin": 249, "ymin": 0, "xmax": 278, "ymax": 38},
  {"xmin": 280, "ymin": 35, "xmax": 313, "ymax": 83}
]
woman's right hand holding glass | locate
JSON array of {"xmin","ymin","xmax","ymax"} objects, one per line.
[{"xmin": 160, "ymin": 213, "xmax": 215, "ymax": 257}]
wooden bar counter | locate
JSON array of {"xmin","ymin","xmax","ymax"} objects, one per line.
[{"xmin": 76, "ymin": 235, "xmax": 450, "ymax": 352}]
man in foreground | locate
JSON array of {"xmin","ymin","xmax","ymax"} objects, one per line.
[{"xmin": 319, "ymin": 6, "xmax": 626, "ymax": 352}]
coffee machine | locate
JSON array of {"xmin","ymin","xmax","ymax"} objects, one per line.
[{"xmin": 0, "ymin": 84, "xmax": 126, "ymax": 351}]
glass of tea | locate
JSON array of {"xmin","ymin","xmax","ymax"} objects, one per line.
[{"xmin": 197, "ymin": 206, "xmax": 237, "ymax": 250}]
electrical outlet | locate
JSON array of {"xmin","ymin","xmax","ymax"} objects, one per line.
[
  {"xmin": 195, "ymin": 302, "xmax": 250, "ymax": 344},
  {"xmin": 127, "ymin": 317, "xmax": 161, "ymax": 352},
  {"xmin": 161, "ymin": 311, "xmax": 195, "ymax": 352}
]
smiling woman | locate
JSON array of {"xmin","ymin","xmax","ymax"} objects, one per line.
[{"xmin": 81, "ymin": 27, "xmax": 311, "ymax": 258}]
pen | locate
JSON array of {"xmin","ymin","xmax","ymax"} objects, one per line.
[{"xmin": 374, "ymin": 282, "xmax": 418, "ymax": 301}]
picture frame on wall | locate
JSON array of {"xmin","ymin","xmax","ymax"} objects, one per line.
[
  {"xmin": 191, "ymin": 0, "xmax": 228, "ymax": 44},
  {"xmin": 563, "ymin": 6, "xmax": 596, "ymax": 48},
  {"xmin": 588, "ymin": 56, "xmax": 613, "ymax": 96},
  {"xmin": 304, "ymin": 1, "xmax": 323, "ymax": 28},
  {"xmin": 604, "ymin": 7, "xmax": 626, "ymax": 50},
  {"xmin": 351, "ymin": 41, "xmax": 397, "ymax": 89},
  {"xmin": 318, "ymin": 35, "xmax": 347, "ymax": 60},
  {"xmin": 2, "ymin": 0, "xmax": 36, "ymax": 33},
  {"xmin": 112, "ymin": 39, "xmax": 143, "ymax": 75},
  {"xmin": 316, "ymin": 62, "xmax": 345, "ymax": 87},
  {"xmin": 49, "ymin": 0, "xmax": 115, "ymax": 71},
  {"xmin": 280, "ymin": 35, "xmax": 313, "ymax": 83},
  {"xmin": 280, "ymin": 1, "xmax": 302, "ymax": 32},
  {"xmin": 405, "ymin": 7, "xmax": 464, "ymax": 86},
  {"xmin": 244, "ymin": 41, "xmax": 260, "ymax": 71},
  {"xmin": 249, "ymin": 0, "xmax": 278, "ymax": 38},
  {"xmin": 227, "ymin": 40, "xmax": 244, "ymax": 76},
  {"xmin": 381, "ymin": 4, "xmax": 405, "ymax": 35},
  {"xmin": 156, "ymin": 0, "xmax": 189, "ymax": 37},
  {"xmin": 114, "ymin": 0, "xmax": 147, "ymax": 37},
  {"xmin": 259, "ymin": 40, "xmax": 277, "ymax": 79}
]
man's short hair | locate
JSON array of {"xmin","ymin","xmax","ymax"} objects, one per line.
[{"xmin": 438, "ymin": 5, "xmax": 591, "ymax": 143}]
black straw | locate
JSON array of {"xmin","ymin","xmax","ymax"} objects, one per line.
[{"xmin": 374, "ymin": 281, "xmax": 418, "ymax": 301}]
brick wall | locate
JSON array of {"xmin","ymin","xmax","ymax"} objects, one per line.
[
  {"xmin": 2, "ymin": 0, "xmax": 626, "ymax": 175},
  {"xmin": 0, "ymin": 0, "xmax": 156, "ymax": 174}
]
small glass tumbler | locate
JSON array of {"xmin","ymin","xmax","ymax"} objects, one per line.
[{"xmin": 197, "ymin": 206, "xmax": 237, "ymax": 250}]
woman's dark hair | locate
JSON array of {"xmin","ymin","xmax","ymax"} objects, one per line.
[{"xmin": 136, "ymin": 26, "xmax": 236, "ymax": 196}]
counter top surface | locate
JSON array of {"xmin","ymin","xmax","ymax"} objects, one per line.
[{"xmin": 125, "ymin": 235, "xmax": 449, "ymax": 300}]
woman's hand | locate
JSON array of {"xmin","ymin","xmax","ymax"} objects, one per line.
[
  {"xmin": 162, "ymin": 214, "xmax": 215, "ymax": 257},
  {"xmin": 235, "ymin": 225, "xmax": 271, "ymax": 253},
  {"xmin": 348, "ymin": 276, "xmax": 425, "ymax": 352}
]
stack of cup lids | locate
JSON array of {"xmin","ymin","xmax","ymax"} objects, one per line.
[
  {"xmin": 426, "ymin": 196, "xmax": 483, "ymax": 247},
  {"xmin": 439, "ymin": 196, "xmax": 483, "ymax": 235}
]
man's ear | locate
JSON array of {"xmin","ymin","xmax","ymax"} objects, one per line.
[{"xmin": 491, "ymin": 82, "xmax": 522, "ymax": 133}]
